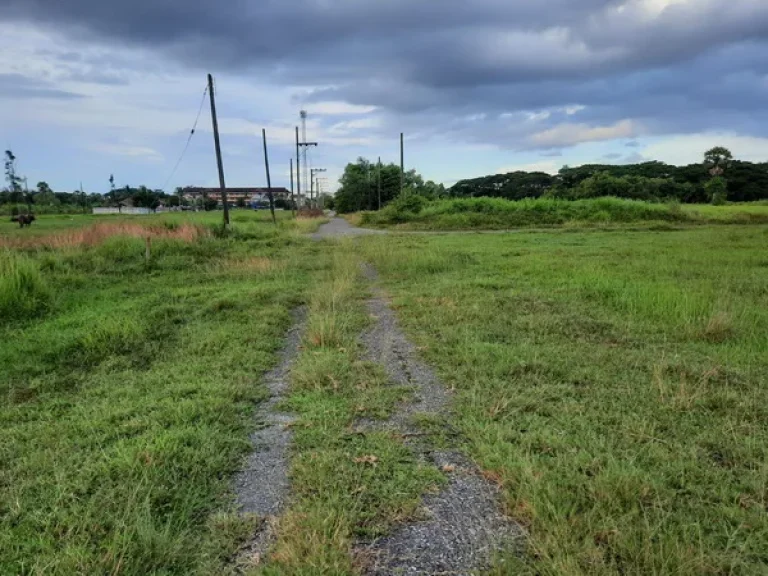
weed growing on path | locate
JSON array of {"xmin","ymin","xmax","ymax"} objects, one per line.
[{"xmin": 259, "ymin": 246, "xmax": 442, "ymax": 574}]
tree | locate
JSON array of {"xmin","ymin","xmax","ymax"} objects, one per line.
[
  {"xmin": 4, "ymin": 150, "xmax": 22, "ymax": 201},
  {"xmin": 705, "ymin": 176, "xmax": 728, "ymax": 205},
  {"xmin": 334, "ymin": 157, "xmax": 437, "ymax": 213},
  {"xmin": 37, "ymin": 181, "xmax": 52, "ymax": 195},
  {"xmin": 35, "ymin": 181, "xmax": 58, "ymax": 208},
  {"xmin": 704, "ymin": 147, "xmax": 733, "ymax": 176}
]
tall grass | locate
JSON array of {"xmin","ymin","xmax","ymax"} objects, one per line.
[
  {"xmin": 0, "ymin": 217, "xmax": 317, "ymax": 574},
  {"xmin": 0, "ymin": 221, "xmax": 208, "ymax": 250},
  {"xmin": 0, "ymin": 250, "xmax": 52, "ymax": 323},
  {"xmin": 362, "ymin": 197, "xmax": 696, "ymax": 230}
]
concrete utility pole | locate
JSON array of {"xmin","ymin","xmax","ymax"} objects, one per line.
[
  {"xmin": 296, "ymin": 117, "xmax": 318, "ymax": 207},
  {"xmin": 400, "ymin": 132, "xmax": 405, "ymax": 197},
  {"xmin": 378, "ymin": 156, "xmax": 382, "ymax": 211},
  {"xmin": 262, "ymin": 128, "xmax": 277, "ymax": 226},
  {"xmin": 310, "ymin": 168, "xmax": 326, "ymax": 209},
  {"xmin": 207, "ymin": 73, "xmax": 229, "ymax": 226},
  {"xmin": 289, "ymin": 158, "xmax": 296, "ymax": 216}
]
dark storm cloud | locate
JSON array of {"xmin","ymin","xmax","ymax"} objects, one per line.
[
  {"xmin": 0, "ymin": 74, "xmax": 84, "ymax": 100},
  {"xmin": 3, "ymin": 0, "xmax": 768, "ymax": 147}
]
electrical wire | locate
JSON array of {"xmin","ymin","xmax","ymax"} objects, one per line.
[{"xmin": 160, "ymin": 84, "xmax": 209, "ymax": 192}]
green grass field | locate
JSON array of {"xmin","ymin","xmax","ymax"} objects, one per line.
[
  {"xmin": 682, "ymin": 202, "xmax": 768, "ymax": 220},
  {"xmin": 0, "ymin": 212, "xmax": 326, "ymax": 574},
  {"xmin": 3, "ymin": 210, "xmax": 767, "ymax": 574},
  {"xmin": 354, "ymin": 225, "xmax": 768, "ymax": 574},
  {"xmin": 0, "ymin": 210, "xmax": 297, "ymax": 239}
]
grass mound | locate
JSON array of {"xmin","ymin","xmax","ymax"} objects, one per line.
[
  {"xmin": 0, "ymin": 250, "xmax": 52, "ymax": 323},
  {"xmin": 361, "ymin": 197, "xmax": 694, "ymax": 230}
]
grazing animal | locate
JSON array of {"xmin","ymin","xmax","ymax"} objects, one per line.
[{"xmin": 11, "ymin": 214, "xmax": 36, "ymax": 228}]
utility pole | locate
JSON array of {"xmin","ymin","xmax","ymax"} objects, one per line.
[
  {"xmin": 80, "ymin": 181, "xmax": 86, "ymax": 214},
  {"xmin": 297, "ymin": 116, "xmax": 318, "ymax": 208},
  {"xmin": 377, "ymin": 156, "xmax": 382, "ymax": 211},
  {"xmin": 207, "ymin": 73, "xmax": 229, "ymax": 227},
  {"xmin": 310, "ymin": 168, "xmax": 326, "ymax": 209},
  {"xmin": 315, "ymin": 177, "xmax": 328, "ymax": 208},
  {"xmin": 262, "ymin": 129, "xmax": 277, "ymax": 226},
  {"xmin": 289, "ymin": 158, "xmax": 296, "ymax": 216},
  {"xmin": 400, "ymin": 132, "xmax": 405, "ymax": 197}
]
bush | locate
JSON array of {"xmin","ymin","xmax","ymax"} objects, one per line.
[
  {"xmin": 361, "ymin": 193, "xmax": 428, "ymax": 225},
  {"xmin": 391, "ymin": 193, "xmax": 428, "ymax": 214},
  {"xmin": 0, "ymin": 250, "xmax": 52, "ymax": 323},
  {"xmin": 706, "ymin": 177, "xmax": 728, "ymax": 205},
  {"xmin": 363, "ymin": 197, "xmax": 695, "ymax": 230}
]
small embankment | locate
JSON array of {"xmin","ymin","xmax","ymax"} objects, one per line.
[{"xmin": 359, "ymin": 196, "xmax": 768, "ymax": 230}]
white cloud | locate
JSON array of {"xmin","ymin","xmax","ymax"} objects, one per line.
[
  {"xmin": 88, "ymin": 143, "xmax": 164, "ymax": 162},
  {"xmin": 496, "ymin": 160, "xmax": 560, "ymax": 174},
  {"xmin": 564, "ymin": 105, "xmax": 585, "ymax": 115},
  {"xmin": 309, "ymin": 101, "xmax": 376, "ymax": 115},
  {"xmin": 530, "ymin": 119, "xmax": 638, "ymax": 147},
  {"xmin": 641, "ymin": 133, "xmax": 768, "ymax": 165},
  {"xmin": 526, "ymin": 110, "xmax": 551, "ymax": 122}
]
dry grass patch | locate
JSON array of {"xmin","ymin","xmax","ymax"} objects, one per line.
[
  {"xmin": 0, "ymin": 221, "xmax": 208, "ymax": 250},
  {"xmin": 700, "ymin": 310, "xmax": 735, "ymax": 342},
  {"xmin": 227, "ymin": 256, "xmax": 282, "ymax": 274}
]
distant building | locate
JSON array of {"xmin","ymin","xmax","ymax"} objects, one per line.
[
  {"xmin": 182, "ymin": 187, "xmax": 291, "ymax": 206},
  {"xmin": 93, "ymin": 207, "xmax": 152, "ymax": 215}
]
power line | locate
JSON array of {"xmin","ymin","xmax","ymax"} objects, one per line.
[{"xmin": 160, "ymin": 84, "xmax": 209, "ymax": 192}]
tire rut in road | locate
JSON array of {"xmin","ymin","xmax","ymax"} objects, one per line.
[
  {"xmin": 232, "ymin": 308, "xmax": 306, "ymax": 571},
  {"xmin": 355, "ymin": 264, "xmax": 522, "ymax": 575}
]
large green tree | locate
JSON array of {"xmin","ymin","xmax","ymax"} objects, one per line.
[
  {"xmin": 335, "ymin": 157, "xmax": 444, "ymax": 213},
  {"xmin": 703, "ymin": 146, "xmax": 733, "ymax": 176}
]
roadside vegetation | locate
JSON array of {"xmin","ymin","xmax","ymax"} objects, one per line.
[
  {"xmin": 359, "ymin": 196, "xmax": 768, "ymax": 230},
  {"xmin": 357, "ymin": 225, "xmax": 768, "ymax": 574},
  {"xmin": 0, "ymin": 212, "xmax": 323, "ymax": 575}
]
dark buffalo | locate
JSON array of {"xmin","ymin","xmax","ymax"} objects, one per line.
[{"xmin": 11, "ymin": 214, "xmax": 36, "ymax": 228}]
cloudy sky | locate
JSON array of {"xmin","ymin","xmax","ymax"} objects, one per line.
[{"xmin": 1, "ymin": 0, "xmax": 767, "ymax": 193}]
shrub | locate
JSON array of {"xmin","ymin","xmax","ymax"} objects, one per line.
[
  {"xmin": 0, "ymin": 250, "xmax": 52, "ymax": 323},
  {"xmin": 706, "ymin": 177, "xmax": 728, "ymax": 205},
  {"xmin": 363, "ymin": 197, "xmax": 695, "ymax": 230},
  {"xmin": 392, "ymin": 193, "xmax": 428, "ymax": 214}
]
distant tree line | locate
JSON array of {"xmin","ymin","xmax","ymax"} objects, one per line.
[
  {"xmin": 336, "ymin": 148, "xmax": 756, "ymax": 213},
  {"xmin": 1, "ymin": 149, "xmax": 200, "ymax": 215},
  {"xmin": 450, "ymin": 148, "xmax": 763, "ymax": 204}
]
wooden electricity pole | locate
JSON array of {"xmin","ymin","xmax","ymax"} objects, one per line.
[
  {"xmin": 400, "ymin": 132, "xmax": 405, "ymax": 197},
  {"xmin": 207, "ymin": 73, "xmax": 229, "ymax": 227},
  {"xmin": 377, "ymin": 156, "xmax": 382, "ymax": 211},
  {"xmin": 290, "ymin": 158, "xmax": 296, "ymax": 216},
  {"xmin": 262, "ymin": 129, "xmax": 277, "ymax": 226}
]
